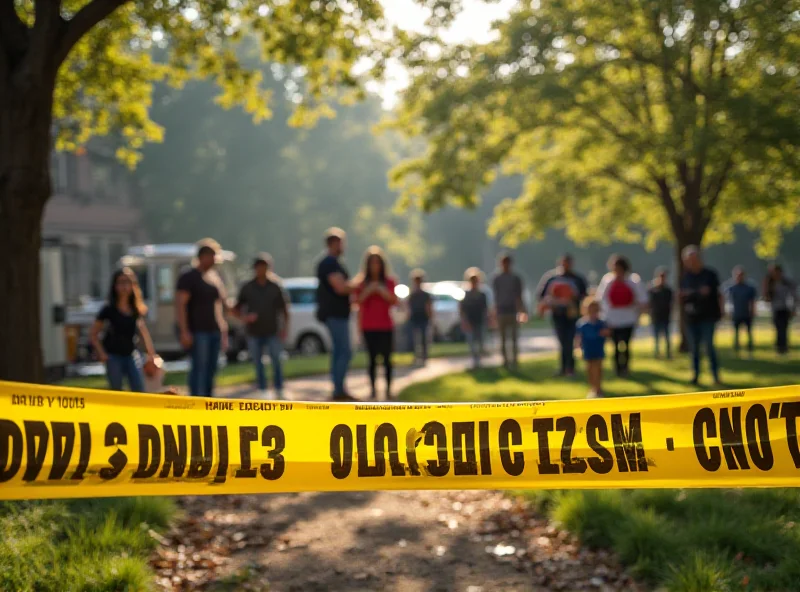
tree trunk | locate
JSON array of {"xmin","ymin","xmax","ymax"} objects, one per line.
[
  {"xmin": 0, "ymin": 84, "xmax": 55, "ymax": 383},
  {"xmin": 0, "ymin": 191, "xmax": 46, "ymax": 383}
]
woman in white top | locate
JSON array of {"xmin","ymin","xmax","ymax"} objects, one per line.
[{"xmin": 595, "ymin": 254, "xmax": 648, "ymax": 376}]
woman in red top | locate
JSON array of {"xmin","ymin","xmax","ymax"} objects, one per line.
[{"xmin": 354, "ymin": 246, "xmax": 398, "ymax": 399}]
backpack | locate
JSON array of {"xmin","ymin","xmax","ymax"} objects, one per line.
[{"xmin": 607, "ymin": 279, "xmax": 635, "ymax": 308}]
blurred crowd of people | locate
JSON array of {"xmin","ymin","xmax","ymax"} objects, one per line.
[{"xmin": 90, "ymin": 229, "xmax": 796, "ymax": 401}]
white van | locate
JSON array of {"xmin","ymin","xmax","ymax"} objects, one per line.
[{"xmin": 120, "ymin": 244, "xmax": 247, "ymax": 361}]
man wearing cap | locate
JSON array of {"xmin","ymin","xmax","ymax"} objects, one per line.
[
  {"xmin": 176, "ymin": 238, "xmax": 229, "ymax": 396},
  {"xmin": 315, "ymin": 227, "xmax": 356, "ymax": 401},
  {"xmin": 234, "ymin": 253, "xmax": 290, "ymax": 399}
]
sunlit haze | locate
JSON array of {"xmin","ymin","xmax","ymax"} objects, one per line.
[{"xmin": 373, "ymin": 0, "xmax": 516, "ymax": 107}]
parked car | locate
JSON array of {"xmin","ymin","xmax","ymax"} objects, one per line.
[
  {"xmin": 283, "ymin": 277, "xmax": 331, "ymax": 355},
  {"xmin": 282, "ymin": 277, "xmax": 405, "ymax": 355}
]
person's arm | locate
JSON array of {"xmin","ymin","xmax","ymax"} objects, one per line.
[
  {"xmin": 749, "ymin": 288, "xmax": 756, "ymax": 319},
  {"xmin": 376, "ymin": 280, "xmax": 398, "ymax": 304},
  {"xmin": 425, "ymin": 294, "xmax": 434, "ymax": 321},
  {"xmin": 176, "ymin": 290, "xmax": 192, "ymax": 349},
  {"xmin": 137, "ymin": 318, "xmax": 156, "ymax": 358},
  {"xmin": 90, "ymin": 319, "xmax": 107, "ymax": 362},
  {"xmin": 636, "ymin": 280, "xmax": 649, "ymax": 315},
  {"xmin": 574, "ymin": 326, "xmax": 582, "ymax": 349},
  {"xmin": 459, "ymin": 298, "xmax": 470, "ymax": 330},
  {"xmin": 215, "ymin": 297, "xmax": 229, "ymax": 351},
  {"xmin": 535, "ymin": 274, "xmax": 552, "ymax": 316},
  {"xmin": 594, "ymin": 276, "xmax": 609, "ymax": 312},
  {"xmin": 356, "ymin": 282, "xmax": 373, "ymax": 304},
  {"xmin": 535, "ymin": 273, "xmax": 551, "ymax": 302},
  {"xmin": 279, "ymin": 288, "xmax": 290, "ymax": 341},
  {"xmin": 328, "ymin": 272, "xmax": 352, "ymax": 296}
]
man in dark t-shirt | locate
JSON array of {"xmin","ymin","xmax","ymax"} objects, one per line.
[
  {"xmin": 176, "ymin": 239, "xmax": 227, "ymax": 396},
  {"xmin": 536, "ymin": 254, "xmax": 588, "ymax": 376},
  {"xmin": 680, "ymin": 245, "xmax": 724, "ymax": 386},
  {"xmin": 315, "ymin": 227, "xmax": 354, "ymax": 400},
  {"xmin": 407, "ymin": 269, "xmax": 433, "ymax": 365},
  {"xmin": 235, "ymin": 253, "xmax": 289, "ymax": 398},
  {"xmin": 648, "ymin": 267, "xmax": 674, "ymax": 358},
  {"xmin": 461, "ymin": 268, "xmax": 489, "ymax": 369}
]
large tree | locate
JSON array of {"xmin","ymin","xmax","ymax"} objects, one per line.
[
  {"xmin": 0, "ymin": 0, "xmax": 388, "ymax": 382},
  {"xmin": 389, "ymin": 0, "xmax": 800, "ymax": 281}
]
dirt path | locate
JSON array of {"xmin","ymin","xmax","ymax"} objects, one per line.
[
  {"xmin": 153, "ymin": 490, "xmax": 637, "ymax": 592},
  {"xmin": 218, "ymin": 331, "xmax": 559, "ymax": 401},
  {"xmin": 152, "ymin": 333, "xmax": 638, "ymax": 591}
]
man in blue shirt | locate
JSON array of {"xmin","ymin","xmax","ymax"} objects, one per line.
[{"xmin": 726, "ymin": 266, "xmax": 757, "ymax": 356}]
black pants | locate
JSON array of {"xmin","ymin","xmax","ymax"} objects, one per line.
[
  {"xmin": 774, "ymin": 310, "xmax": 792, "ymax": 354},
  {"xmin": 733, "ymin": 317, "xmax": 753, "ymax": 353},
  {"xmin": 611, "ymin": 326, "xmax": 634, "ymax": 375},
  {"xmin": 363, "ymin": 330, "xmax": 393, "ymax": 397},
  {"xmin": 552, "ymin": 315, "xmax": 577, "ymax": 374}
]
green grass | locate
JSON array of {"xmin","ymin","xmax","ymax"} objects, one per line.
[
  {"xmin": 62, "ymin": 341, "xmax": 470, "ymax": 390},
  {"xmin": 400, "ymin": 326, "xmax": 800, "ymax": 591},
  {"xmin": 402, "ymin": 326, "xmax": 800, "ymax": 402},
  {"xmin": 0, "ymin": 497, "xmax": 176, "ymax": 591}
]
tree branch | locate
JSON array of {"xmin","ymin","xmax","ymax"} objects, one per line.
[
  {"xmin": 600, "ymin": 166, "xmax": 659, "ymax": 197},
  {"xmin": 700, "ymin": 153, "xmax": 734, "ymax": 233},
  {"xmin": 26, "ymin": 0, "xmax": 63, "ymax": 79},
  {"xmin": 653, "ymin": 175, "xmax": 683, "ymax": 235},
  {"xmin": 55, "ymin": 0, "xmax": 128, "ymax": 66}
]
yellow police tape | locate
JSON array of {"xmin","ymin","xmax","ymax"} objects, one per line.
[{"xmin": 1, "ymin": 380, "xmax": 800, "ymax": 500}]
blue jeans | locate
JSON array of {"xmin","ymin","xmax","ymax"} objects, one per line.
[
  {"xmin": 466, "ymin": 322, "xmax": 485, "ymax": 367},
  {"xmin": 552, "ymin": 315, "xmax": 577, "ymax": 374},
  {"xmin": 248, "ymin": 335, "xmax": 284, "ymax": 393},
  {"xmin": 106, "ymin": 353, "xmax": 144, "ymax": 392},
  {"xmin": 189, "ymin": 332, "xmax": 221, "ymax": 397},
  {"xmin": 407, "ymin": 319, "xmax": 429, "ymax": 361},
  {"xmin": 652, "ymin": 321, "xmax": 671, "ymax": 358},
  {"xmin": 325, "ymin": 317, "xmax": 352, "ymax": 397},
  {"xmin": 687, "ymin": 321, "xmax": 719, "ymax": 382}
]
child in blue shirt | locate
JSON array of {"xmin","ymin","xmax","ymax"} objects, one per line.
[{"xmin": 575, "ymin": 297, "xmax": 610, "ymax": 397}]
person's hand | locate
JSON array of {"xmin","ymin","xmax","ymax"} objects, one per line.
[
  {"xmin": 518, "ymin": 312, "xmax": 529, "ymax": 324},
  {"xmin": 221, "ymin": 332, "xmax": 229, "ymax": 352},
  {"xmin": 461, "ymin": 319, "xmax": 471, "ymax": 332},
  {"xmin": 245, "ymin": 312, "xmax": 258, "ymax": 324},
  {"xmin": 97, "ymin": 350, "xmax": 108, "ymax": 363},
  {"xmin": 279, "ymin": 327, "xmax": 288, "ymax": 342},
  {"xmin": 700, "ymin": 286, "xmax": 711, "ymax": 296},
  {"xmin": 180, "ymin": 330, "xmax": 193, "ymax": 350}
]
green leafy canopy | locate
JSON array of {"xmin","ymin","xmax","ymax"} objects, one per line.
[
  {"xmin": 388, "ymin": 0, "xmax": 800, "ymax": 256},
  {"xmin": 10, "ymin": 0, "xmax": 389, "ymax": 166}
]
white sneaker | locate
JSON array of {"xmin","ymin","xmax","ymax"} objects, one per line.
[{"xmin": 257, "ymin": 389, "xmax": 269, "ymax": 399}]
